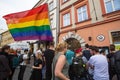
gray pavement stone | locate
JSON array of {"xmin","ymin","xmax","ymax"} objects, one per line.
[
  {"xmin": 12, "ymin": 56, "xmax": 34, "ymax": 80},
  {"xmin": 12, "ymin": 65, "xmax": 32, "ymax": 80}
]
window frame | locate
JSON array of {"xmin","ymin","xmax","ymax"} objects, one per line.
[
  {"xmin": 63, "ymin": 0, "xmax": 67, "ymax": 3},
  {"xmin": 49, "ymin": 1, "xmax": 54, "ymax": 11},
  {"xmin": 50, "ymin": 19, "xmax": 54, "ymax": 29},
  {"xmin": 104, "ymin": 0, "xmax": 120, "ymax": 13},
  {"xmin": 61, "ymin": 0, "xmax": 70, "ymax": 5},
  {"xmin": 77, "ymin": 5, "xmax": 88, "ymax": 22},
  {"xmin": 111, "ymin": 31, "xmax": 120, "ymax": 44},
  {"xmin": 63, "ymin": 13, "xmax": 71, "ymax": 27}
]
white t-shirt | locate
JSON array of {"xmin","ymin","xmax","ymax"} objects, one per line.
[
  {"xmin": 20, "ymin": 54, "xmax": 28, "ymax": 65},
  {"xmin": 88, "ymin": 54, "xmax": 109, "ymax": 80}
]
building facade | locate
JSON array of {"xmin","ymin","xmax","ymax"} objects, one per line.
[
  {"xmin": 0, "ymin": 30, "xmax": 30, "ymax": 50},
  {"xmin": 0, "ymin": 30, "xmax": 14, "ymax": 47},
  {"xmin": 59, "ymin": 0, "xmax": 120, "ymax": 51}
]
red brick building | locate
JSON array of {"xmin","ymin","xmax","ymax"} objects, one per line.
[{"xmin": 59, "ymin": 0, "xmax": 120, "ymax": 51}]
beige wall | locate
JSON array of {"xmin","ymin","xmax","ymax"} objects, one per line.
[
  {"xmin": 59, "ymin": 19, "xmax": 120, "ymax": 46},
  {"xmin": 88, "ymin": 0, "xmax": 103, "ymax": 23},
  {"xmin": 0, "ymin": 31, "xmax": 14, "ymax": 47},
  {"xmin": 59, "ymin": 0, "xmax": 120, "ymax": 47},
  {"xmin": 60, "ymin": 0, "xmax": 78, "ymax": 10}
]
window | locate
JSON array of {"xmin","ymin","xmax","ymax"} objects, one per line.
[
  {"xmin": 49, "ymin": 1, "xmax": 54, "ymax": 11},
  {"xmin": 63, "ymin": 13, "xmax": 70, "ymax": 26},
  {"xmin": 111, "ymin": 31, "xmax": 120, "ymax": 44},
  {"xmin": 63, "ymin": 0, "xmax": 67, "ymax": 3},
  {"xmin": 77, "ymin": 5, "xmax": 88, "ymax": 22},
  {"xmin": 50, "ymin": 19, "xmax": 53, "ymax": 28},
  {"xmin": 50, "ymin": 19, "xmax": 55, "ymax": 29},
  {"xmin": 104, "ymin": 0, "xmax": 120, "ymax": 13}
]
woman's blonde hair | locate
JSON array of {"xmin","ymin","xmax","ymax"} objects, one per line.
[
  {"xmin": 55, "ymin": 42, "xmax": 68, "ymax": 52},
  {"xmin": 35, "ymin": 53, "xmax": 42, "ymax": 61},
  {"xmin": 36, "ymin": 50, "xmax": 42, "ymax": 60},
  {"xmin": 37, "ymin": 53, "xmax": 42, "ymax": 60}
]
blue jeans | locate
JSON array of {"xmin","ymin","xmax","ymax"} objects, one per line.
[{"xmin": 42, "ymin": 66, "xmax": 46, "ymax": 79}]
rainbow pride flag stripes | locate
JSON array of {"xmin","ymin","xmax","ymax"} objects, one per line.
[{"xmin": 3, "ymin": 3, "xmax": 53, "ymax": 41}]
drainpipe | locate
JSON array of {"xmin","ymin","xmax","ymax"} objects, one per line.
[
  {"xmin": 0, "ymin": 34, "xmax": 1, "ymax": 47},
  {"xmin": 56, "ymin": 0, "xmax": 60, "ymax": 45}
]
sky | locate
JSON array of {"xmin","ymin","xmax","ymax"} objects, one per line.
[{"xmin": 0, "ymin": 0, "xmax": 40, "ymax": 30}]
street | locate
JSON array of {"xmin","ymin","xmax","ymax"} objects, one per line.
[
  {"xmin": 11, "ymin": 55, "xmax": 118, "ymax": 80},
  {"xmin": 12, "ymin": 57, "xmax": 34, "ymax": 80},
  {"xmin": 12, "ymin": 65, "xmax": 117, "ymax": 80},
  {"xmin": 12, "ymin": 65, "xmax": 32, "ymax": 80}
]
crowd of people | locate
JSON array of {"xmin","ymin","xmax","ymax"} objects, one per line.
[{"xmin": 0, "ymin": 42, "xmax": 120, "ymax": 80}]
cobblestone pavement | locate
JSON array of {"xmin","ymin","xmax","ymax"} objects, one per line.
[
  {"xmin": 12, "ymin": 67, "xmax": 117, "ymax": 80},
  {"xmin": 12, "ymin": 65, "xmax": 32, "ymax": 80},
  {"xmin": 12, "ymin": 56, "xmax": 117, "ymax": 80},
  {"xmin": 12, "ymin": 57, "xmax": 34, "ymax": 80}
]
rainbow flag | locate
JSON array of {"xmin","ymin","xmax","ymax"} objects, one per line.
[{"xmin": 3, "ymin": 3, "xmax": 53, "ymax": 41}]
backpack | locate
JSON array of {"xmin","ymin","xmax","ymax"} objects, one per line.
[
  {"xmin": 114, "ymin": 50, "xmax": 120, "ymax": 73},
  {"xmin": 18, "ymin": 54, "xmax": 24, "ymax": 63},
  {"xmin": 72, "ymin": 56, "xmax": 87, "ymax": 77},
  {"xmin": 12, "ymin": 56, "xmax": 19, "ymax": 68}
]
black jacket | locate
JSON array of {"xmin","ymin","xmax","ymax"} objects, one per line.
[{"xmin": 0, "ymin": 54, "xmax": 11, "ymax": 79}]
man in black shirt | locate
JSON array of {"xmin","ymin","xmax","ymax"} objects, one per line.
[
  {"xmin": 107, "ymin": 44, "xmax": 116, "ymax": 80},
  {"xmin": 83, "ymin": 44, "xmax": 91, "ymax": 60},
  {"xmin": 44, "ymin": 42, "xmax": 55, "ymax": 80}
]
